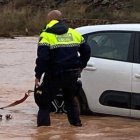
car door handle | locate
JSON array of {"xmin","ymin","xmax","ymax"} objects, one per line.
[
  {"xmin": 84, "ymin": 64, "xmax": 96, "ymax": 71},
  {"xmin": 135, "ymin": 74, "xmax": 140, "ymax": 79}
]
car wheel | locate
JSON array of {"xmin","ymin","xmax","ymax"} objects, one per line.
[
  {"xmin": 50, "ymin": 80, "xmax": 92, "ymax": 115},
  {"xmin": 76, "ymin": 85, "xmax": 93, "ymax": 115},
  {"xmin": 51, "ymin": 93, "xmax": 67, "ymax": 113}
]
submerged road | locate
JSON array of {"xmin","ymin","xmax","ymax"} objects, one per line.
[{"xmin": 0, "ymin": 37, "xmax": 140, "ymax": 140}]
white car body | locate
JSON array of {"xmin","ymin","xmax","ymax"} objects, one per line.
[{"xmin": 76, "ymin": 24, "xmax": 140, "ymax": 118}]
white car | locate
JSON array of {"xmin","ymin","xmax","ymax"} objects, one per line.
[{"xmin": 51, "ymin": 24, "xmax": 140, "ymax": 118}]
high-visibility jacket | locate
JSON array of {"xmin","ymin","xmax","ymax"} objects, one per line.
[{"xmin": 35, "ymin": 20, "xmax": 91, "ymax": 79}]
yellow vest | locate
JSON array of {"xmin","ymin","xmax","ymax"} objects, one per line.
[{"xmin": 39, "ymin": 20, "xmax": 84, "ymax": 49}]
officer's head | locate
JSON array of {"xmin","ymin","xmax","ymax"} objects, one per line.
[{"xmin": 47, "ymin": 10, "xmax": 62, "ymax": 23}]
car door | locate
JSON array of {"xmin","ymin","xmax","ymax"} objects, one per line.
[
  {"xmin": 131, "ymin": 32, "xmax": 140, "ymax": 118},
  {"xmin": 82, "ymin": 31, "xmax": 134, "ymax": 117}
]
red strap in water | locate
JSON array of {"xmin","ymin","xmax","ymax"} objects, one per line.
[{"xmin": 0, "ymin": 90, "xmax": 34, "ymax": 109}]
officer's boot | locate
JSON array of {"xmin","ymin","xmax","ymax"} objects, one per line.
[{"xmin": 37, "ymin": 108, "xmax": 50, "ymax": 127}]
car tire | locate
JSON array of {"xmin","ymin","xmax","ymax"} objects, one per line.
[
  {"xmin": 50, "ymin": 80, "xmax": 92, "ymax": 115},
  {"xmin": 75, "ymin": 81, "xmax": 93, "ymax": 115}
]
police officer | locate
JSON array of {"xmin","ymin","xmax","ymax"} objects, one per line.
[{"xmin": 34, "ymin": 10, "xmax": 91, "ymax": 127}]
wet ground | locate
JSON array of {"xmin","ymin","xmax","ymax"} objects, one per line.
[{"xmin": 1, "ymin": 37, "xmax": 140, "ymax": 140}]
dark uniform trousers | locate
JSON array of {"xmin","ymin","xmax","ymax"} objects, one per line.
[{"xmin": 34, "ymin": 70, "xmax": 81, "ymax": 126}]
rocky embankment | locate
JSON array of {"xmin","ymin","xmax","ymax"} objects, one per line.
[{"xmin": 0, "ymin": 0, "xmax": 138, "ymax": 37}]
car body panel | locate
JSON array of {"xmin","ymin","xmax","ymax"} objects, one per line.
[
  {"xmin": 82, "ymin": 57, "xmax": 132, "ymax": 116},
  {"xmin": 76, "ymin": 24, "xmax": 140, "ymax": 117},
  {"xmin": 131, "ymin": 63, "xmax": 140, "ymax": 117},
  {"xmin": 76, "ymin": 24, "xmax": 140, "ymax": 34}
]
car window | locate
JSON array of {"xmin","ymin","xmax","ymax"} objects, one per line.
[{"xmin": 84, "ymin": 32, "xmax": 132, "ymax": 61}]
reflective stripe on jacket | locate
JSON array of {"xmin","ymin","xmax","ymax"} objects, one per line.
[
  {"xmin": 39, "ymin": 23, "xmax": 84, "ymax": 49},
  {"xmin": 35, "ymin": 20, "xmax": 91, "ymax": 79}
]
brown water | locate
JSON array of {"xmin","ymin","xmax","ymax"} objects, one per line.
[{"xmin": 0, "ymin": 37, "xmax": 140, "ymax": 140}]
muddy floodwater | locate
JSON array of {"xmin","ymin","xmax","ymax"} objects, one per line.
[{"xmin": 1, "ymin": 37, "xmax": 140, "ymax": 140}]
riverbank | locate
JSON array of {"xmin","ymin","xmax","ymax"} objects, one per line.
[{"xmin": 0, "ymin": 0, "xmax": 140, "ymax": 36}]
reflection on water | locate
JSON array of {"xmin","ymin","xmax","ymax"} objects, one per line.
[{"xmin": 0, "ymin": 37, "xmax": 140, "ymax": 140}]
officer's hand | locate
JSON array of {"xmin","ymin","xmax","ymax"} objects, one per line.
[{"xmin": 35, "ymin": 78, "xmax": 40, "ymax": 88}]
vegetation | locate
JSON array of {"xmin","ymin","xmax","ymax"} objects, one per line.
[{"xmin": 0, "ymin": 0, "xmax": 140, "ymax": 36}]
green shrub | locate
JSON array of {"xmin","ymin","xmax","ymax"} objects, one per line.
[
  {"xmin": 14, "ymin": 0, "xmax": 30, "ymax": 8},
  {"xmin": 133, "ymin": 0, "xmax": 140, "ymax": 12}
]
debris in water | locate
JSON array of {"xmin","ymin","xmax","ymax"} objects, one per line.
[
  {"xmin": 5, "ymin": 114, "xmax": 12, "ymax": 120},
  {"xmin": 0, "ymin": 114, "xmax": 2, "ymax": 120}
]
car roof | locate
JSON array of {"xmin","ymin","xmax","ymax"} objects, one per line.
[{"xmin": 76, "ymin": 24, "xmax": 140, "ymax": 34}]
